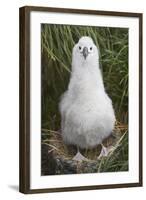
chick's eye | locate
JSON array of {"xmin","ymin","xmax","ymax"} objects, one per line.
[
  {"xmin": 90, "ymin": 47, "xmax": 93, "ymax": 51},
  {"xmin": 79, "ymin": 46, "xmax": 82, "ymax": 50}
]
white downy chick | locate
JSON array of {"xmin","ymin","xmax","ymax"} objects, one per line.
[{"xmin": 59, "ymin": 36, "xmax": 116, "ymax": 161}]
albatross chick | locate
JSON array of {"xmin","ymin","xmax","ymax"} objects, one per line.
[{"xmin": 59, "ymin": 36, "xmax": 116, "ymax": 161}]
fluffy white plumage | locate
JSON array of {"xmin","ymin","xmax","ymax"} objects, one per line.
[{"xmin": 59, "ymin": 36, "xmax": 115, "ymax": 150}]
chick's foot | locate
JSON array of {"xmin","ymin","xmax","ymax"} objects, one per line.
[
  {"xmin": 72, "ymin": 151, "xmax": 89, "ymax": 162},
  {"xmin": 97, "ymin": 144, "xmax": 113, "ymax": 159}
]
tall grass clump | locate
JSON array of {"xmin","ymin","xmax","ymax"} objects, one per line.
[{"xmin": 41, "ymin": 24, "xmax": 128, "ymax": 173}]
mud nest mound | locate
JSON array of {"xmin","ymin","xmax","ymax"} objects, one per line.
[{"xmin": 41, "ymin": 122, "xmax": 128, "ymax": 175}]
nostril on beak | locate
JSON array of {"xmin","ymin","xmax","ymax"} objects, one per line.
[{"xmin": 83, "ymin": 47, "xmax": 88, "ymax": 59}]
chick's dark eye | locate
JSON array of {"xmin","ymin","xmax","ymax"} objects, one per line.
[
  {"xmin": 79, "ymin": 46, "xmax": 81, "ymax": 50},
  {"xmin": 90, "ymin": 47, "xmax": 92, "ymax": 50}
]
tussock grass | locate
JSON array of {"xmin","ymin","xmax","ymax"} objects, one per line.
[{"xmin": 41, "ymin": 24, "xmax": 128, "ymax": 173}]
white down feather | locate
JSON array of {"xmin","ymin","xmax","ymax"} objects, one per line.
[{"xmin": 59, "ymin": 36, "xmax": 115, "ymax": 149}]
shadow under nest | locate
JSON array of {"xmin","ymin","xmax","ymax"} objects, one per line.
[{"xmin": 41, "ymin": 121, "xmax": 128, "ymax": 175}]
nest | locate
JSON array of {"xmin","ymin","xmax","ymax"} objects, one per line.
[{"xmin": 41, "ymin": 121, "xmax": 127, "ymax": 175}]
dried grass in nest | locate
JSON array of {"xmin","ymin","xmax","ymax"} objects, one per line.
[{"xmin": 42, "ymin": 121, "xmax": 128, "ymax": 163}]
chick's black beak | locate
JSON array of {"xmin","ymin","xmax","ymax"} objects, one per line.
[{"xmin": 83, "ymin": 47, "xmax": 88, "ymax": 60}]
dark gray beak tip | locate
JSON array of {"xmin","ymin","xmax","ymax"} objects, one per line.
[{"xmin": 83, "ymin": 47, "xmax": 88, "ymax": 60}]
